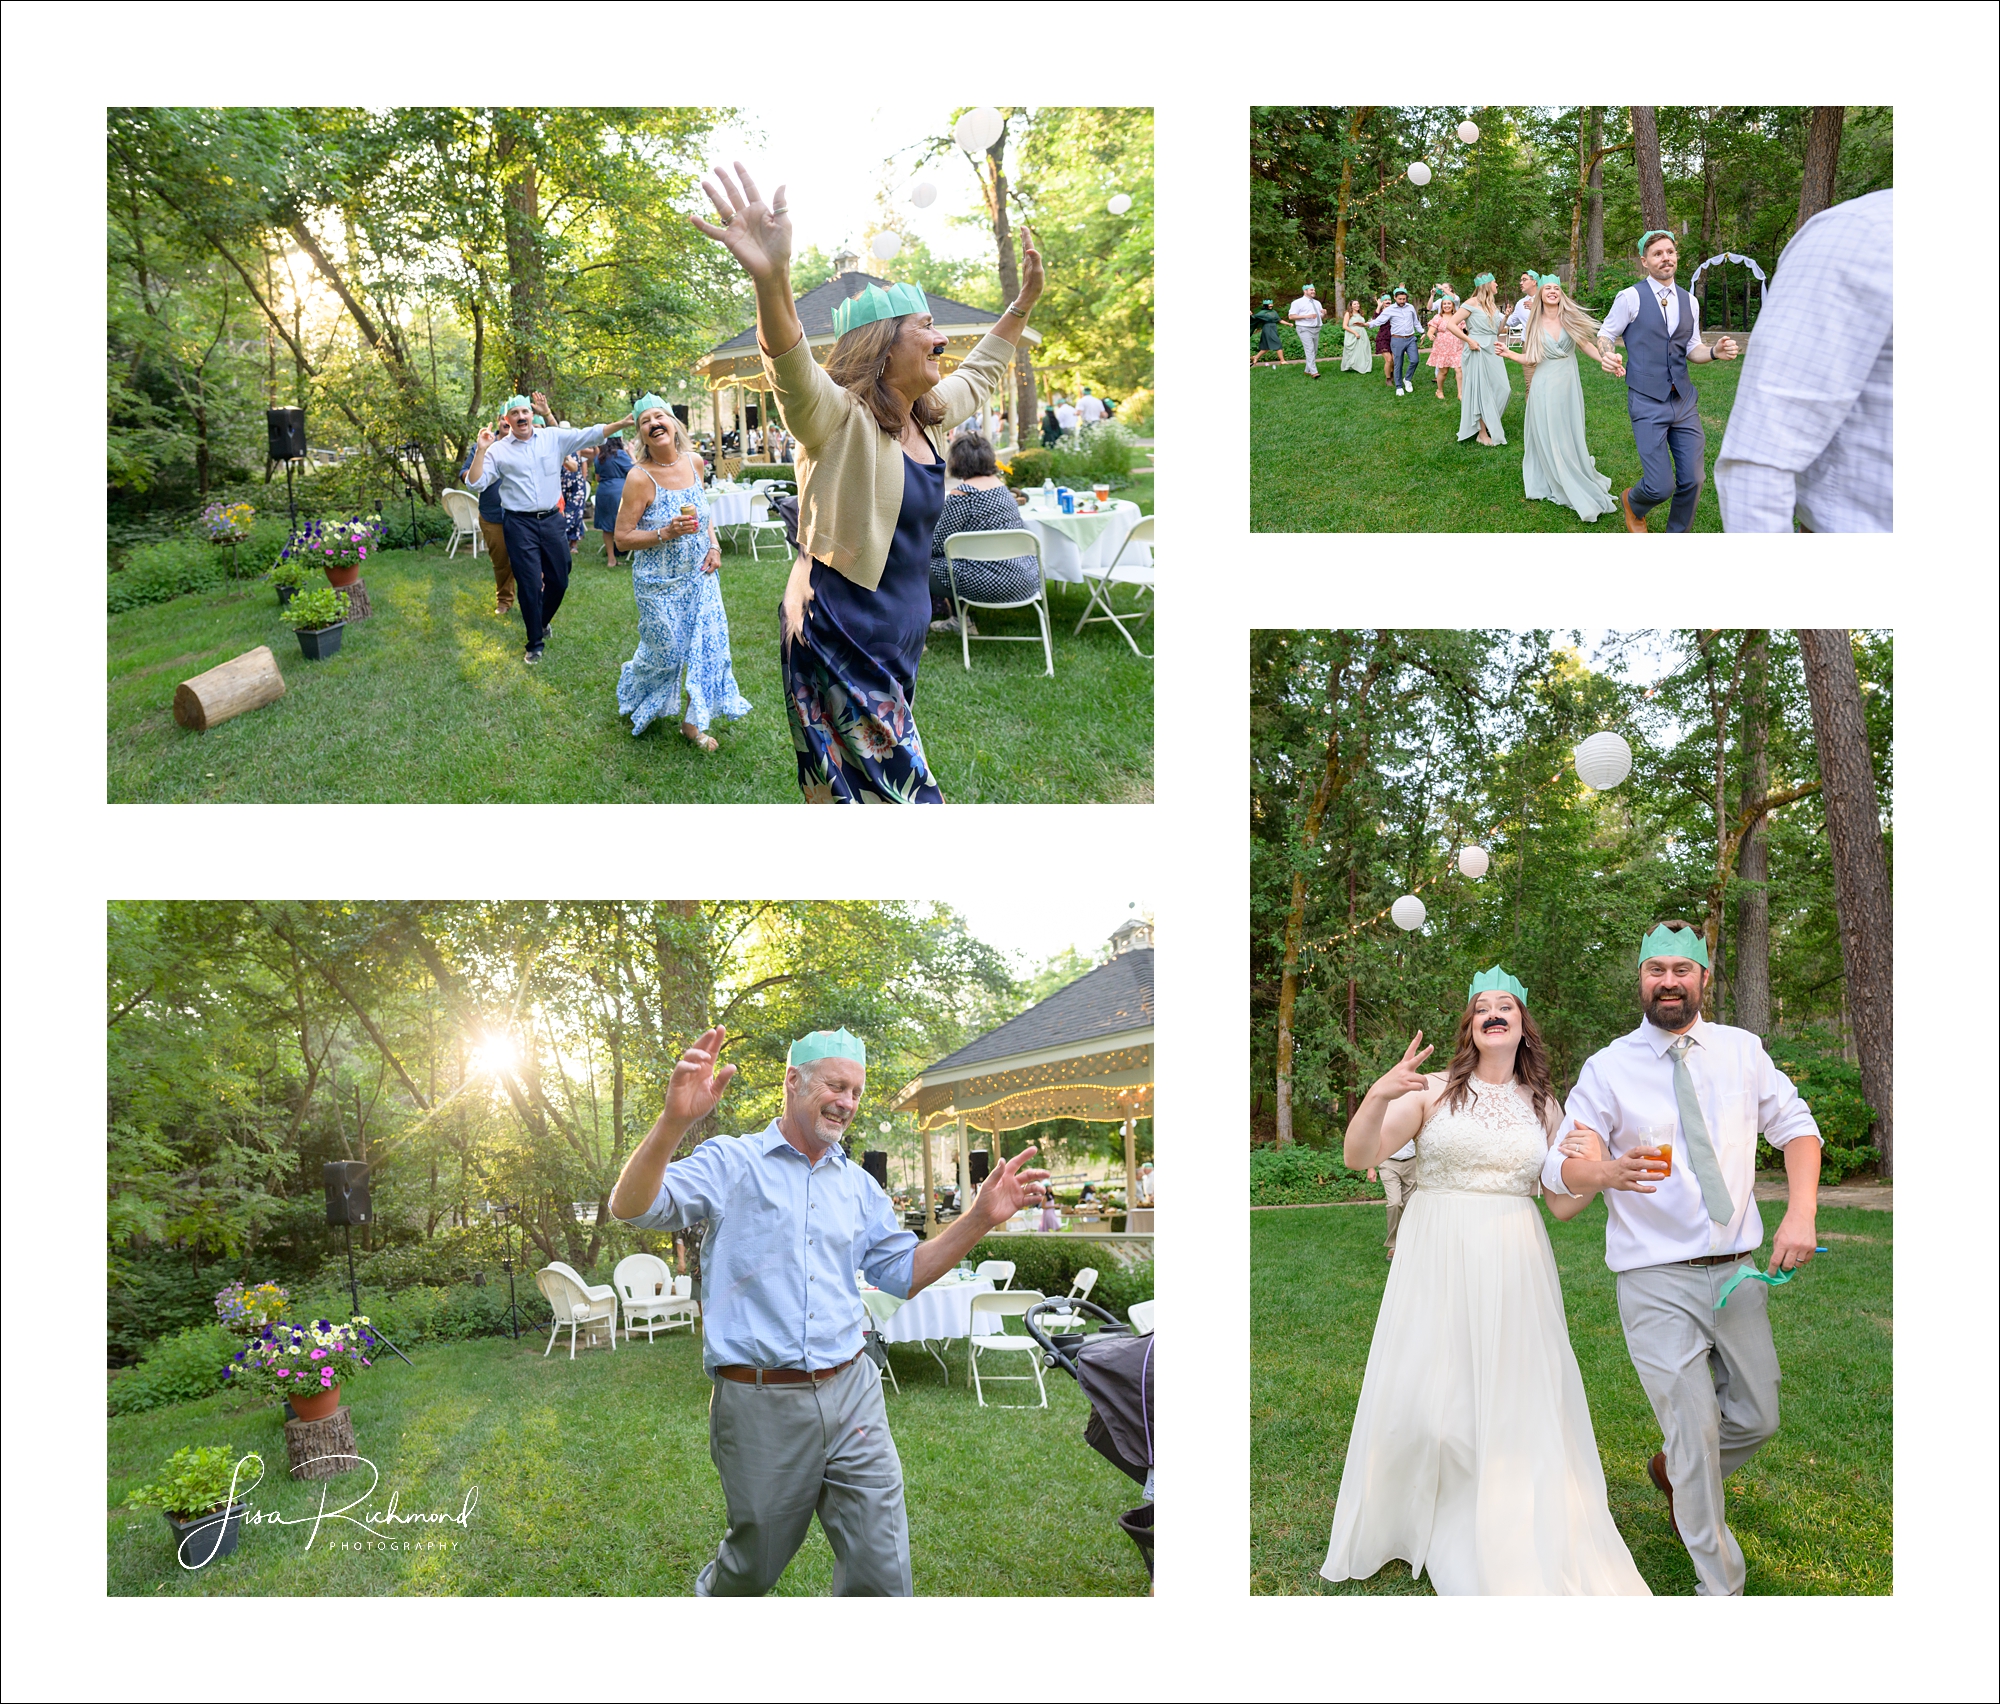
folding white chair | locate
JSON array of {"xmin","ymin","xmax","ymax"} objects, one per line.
[
  {"xmin": 1074, "ymin": 514, "xmax": 1152, "ymax": 658},
  {"xmin": 967, "ymin": 1290, "xmax": 1048, "ymax": 1408},
  {"xmin": 746, "ymin": 495, "xmax": 791, "ymax": 561},
  {"xmin": 535, "ymin": 1263, "xmax": 618, "ymax": 1358},
  {"xmin": 1128, "ymin": 1298, "xmax": 1155, "ymax": 1336},
  {"xmin": 944, "ymin": 528, "xmax": 1053, "ymax": 676},
  {"xmin": 441, "ymin": 489, "xmax": 483, "ymax": 559},
  {"xmin": 1066, "ymin": 1267, "xmax": 1099, "ymax": 1303},
  {"xmin": 974, "ymin": 1260, "xmax": 1017, "ymax": 1291}
]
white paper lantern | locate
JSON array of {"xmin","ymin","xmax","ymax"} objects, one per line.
[
  {"xmin": 909, "ymin": 180, "xmax": 937, "ymax": 209},
  {"xmin": 1406, "ymin": 161, "xmax": 1432, "ymax": 187},
  {"xmin": 870, "ymin": 231, "xmax": 903, "ymax": 262},
  {"xmin": 1458, "ymin": 845, "xmax": 1490, "ymax": 880},
  {"xmin": 1574, "ymin": 731, "xmax": 1634, "ymax": 790},
  {"xmin": 954, "ymin": 106, "xmax": 1004, "ymax": 153},
  {"xmin": 1390, "ymin": 895, "xmax": 1427, "ymax": 931},
  {"xmin": 1457, "ymin": 121, "xmax": 1480, "ymax": 145},
  {"xmin": 1107, "ymin": 192, "xmax": 1133, "ymax": 216}
]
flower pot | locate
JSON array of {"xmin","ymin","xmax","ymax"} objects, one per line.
[
  {"xmin": 295, "ymin": 622, "xmax": 345, "ymax": 662},
  {"xmin": 276, "ymin": 583, "xmax": 297, "ymax": 609},
  {"xmin": 289, "ymin": 1385, "xmax": 341, "ymax": 1422},
  {"xmin": 324, "ymin": 563, "xmax": 361, "ymax": 588},
  {"xmin": 165, "ymin": 1501, "xmax": 246, "ymax": 1567}
]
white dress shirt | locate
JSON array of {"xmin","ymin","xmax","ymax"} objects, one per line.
[
  {"xmin": 467, "ymin": 424, "xmax": 609, "ymax": 512},
  {"xmin": 1288, "ymin": 295, "xmax": 1324, "ymax": 327},
  {"xmin": 1600, "ymin": 280, "xmax": 1705, "ymax": 347},
  {"xmin": 1077, "ymin": 393, "xmax": 1106, "ymax": 423},
  {"xmin": 1542, "ymin": 1016, "xmax": 1820, "ymax": 1273},
  {"xmin": 1055, "ymin": 402, "xmax": 1078, "ymax": 431},
  {"xmin": 1716, "ymin": 188, "xmax": 1894, "ymax": 533},
  {"xmin": 1385, "ymin": 1137, "xmax": 1417, "ymax": 1162}
]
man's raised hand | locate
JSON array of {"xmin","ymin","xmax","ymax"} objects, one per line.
[
  {"xmin": 691, "ymin": 163, "xmax": 792, "ymax": 285},
  {"xmin": 976, "ymin": 1145, "xmax": 1051, "ymax": 1227},
  {"xmin": 1373, "ymin": 1033, "xmax": 1434, "ymax": 1101},
  {"xmin": 662, "ymin": 1025, "xmax": 736, "ymax": 1129},
  {"xmin": 476, "ymin": 427, "xmax": 495, "ymax": 448}
]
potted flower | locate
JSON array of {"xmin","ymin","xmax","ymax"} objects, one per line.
[
  {"xmin": 287, "ymin": 515, "xmax": 382, "ymax": 589},
  {"xmin": 279, "ymin": 585, "xmax": 350, "ymax": 661},
  {"xmin": 124, "ymin": 1445, "xmax": 263, "ymax": 1567},
  {"xmin": 214, "ymin": 1279, "xmax": 290, "ymax": 1332},
  {"xmin": 267, "ymin": 548, "xmax": 316, "ymax": 609},
  {"xmin": 202, "ymin": 501, "xmax": 256, "ymax": 578},
  {"xmin": 225, "ymin": 1316, "xmax": 379, "ymax": 1421}
]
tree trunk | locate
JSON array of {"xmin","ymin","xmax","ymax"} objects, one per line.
[
  {"xmin": 1697, "ymin": 113, "xmax": 1719, "ymax": 318},
  {"xmin": 1796, "ymin": 107, "xmax": 1846, "ymax": 232},
  {"xmin": 970, "ymin": 118, "xmax": 1037, "ymax": 449},
  {"xmin": 1342, "ymin": 863, "xmax": 1357, "ymax": 1124},
  {"xmin": 1630, "ymin": 107, "xmax": 1669, "ymax": 233},
  {"xmin": 1376, "ymin": 157, "xmax": 1388, "ymax": 267},
  {"xmin": 495, "ymin": 110, "xmax": 552, "ymax": 399},
  {"xmin": 1734, "ymin": 634, "xmax": 1773, "ymax": 1034},
  {"xmin": 1585, "ymin": 109, "xmax": 1605, "ymax": 287},
  {"xmin": 1796, "ymin": 630, "xmax": 1892, "ymax": 1177},
  {"xmin": 1330, "ymin": 107, "xmax": 1374, "ymax": 316}
]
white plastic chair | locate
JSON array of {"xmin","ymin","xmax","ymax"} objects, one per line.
[
  {"xmin": 746, "ymin": 495, "xmax": 791, "ymax": 561},
  {"xmin": 1074, "ymin": 514, "xmax": 1152, "ymax": 657},
  {"xmin": 613, "ymin": 1253, "xmax": 681, "ymax": 1343},
  {"xmin": 1128, "ymin": 1298, "xmax": 1155, "ymax": 1336},
  {"xmin": 944, "ymin": 528, "xmax": 1053, "ymax": 676},
  {"xmin": 968, "ymin": 1290, "xmax": 1048, "ymax": 1408},
  {"xmin": 441, "ymin": 489, "xmax": 483, "ymax": 559},
  {"xmin": 535, "ymin": 1262, "xmax": 618, "ymax": 1359},
  {"xmin": 1067, "ymin": 1267, "xmax": 1099, "ymax": 1303},
  {"xmin": 974, "ymin": 1260, "xmax": 1017, "ymax": 1291}
]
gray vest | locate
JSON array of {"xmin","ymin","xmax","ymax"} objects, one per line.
[{"xmin": 1623, "ymin": 283, "xmax": 1695, "ymax": 404}]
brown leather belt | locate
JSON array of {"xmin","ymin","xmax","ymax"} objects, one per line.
[
  {"xmin": 715, "ymin": 1352, "xmax": 861, "ymax": 1386},
  {"xmin": 1683, "ymin": 1251, "xmax": 1751, "ymax": 1268}
]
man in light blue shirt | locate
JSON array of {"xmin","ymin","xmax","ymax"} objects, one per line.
[
  {"xmin": 1367, "ymin": 287, "xmax": 1424, "ymax": 394},
  {"xmin": 465, "ymin": 389, "xmax": 633, "ymax": 662},
  {"xmin": 611, "ymin": 1023, "xmax": 1048, "ymax": 1596}
]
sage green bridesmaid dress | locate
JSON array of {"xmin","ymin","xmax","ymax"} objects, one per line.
[
  {"xmin": 1521, "ymin": 330, "xmax": 1617, "ymax": 522},
  {"xmin": 1457, "ymin": 307, "xmax": 1509, "ymax": 444},
  {"xmin": 1340, "ymin": 320, "xmax": 1372, "ymax": 372}
]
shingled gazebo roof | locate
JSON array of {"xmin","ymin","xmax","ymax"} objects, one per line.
[
  {"xmin": 695, "ymin": 270, "xmax": 1036, "ymax": 392},
  {"xmin": 889, "ymin": 943, "xmax": 1153, "ymax": 1135}
]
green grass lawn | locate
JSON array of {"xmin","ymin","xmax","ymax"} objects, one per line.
[
  {"xmin": 1250, "ymin": 349, "xmax": 1742, "ymax": 532},
  {"xmin": 108, "ymin": 1328, "xmax": 1149, "ymax": 1596},
  {"xmin": 1250, "ymin": 1201, "xmax": 1891, "ymax": 1595},
  {"xmin": 108, "ymin": 496, "xmax": 1153, "ymax": 803}
]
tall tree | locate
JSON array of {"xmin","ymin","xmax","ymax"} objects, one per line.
[
  {"xmin": 1795, "ymin": 631, "xmax": 1893, "ymax": 1177},
  {"xmin": 1585, "ymin": 107, "xmax": 1606, "ymax": 287},
  {"xmin": 1795, "ymin": 106, "xmax": 1846, "ymax": 230},
  {"xmin": 1630, "ymin": 106, "xmax": 1669, "ymax": 233},
  {"xmin": 1733, "ymin": 633, "xmax": 1773, "ymax": 1033},
  {"xmin": 1330, "ymin": 107, "xmax": 1375, "ymax": 314}
]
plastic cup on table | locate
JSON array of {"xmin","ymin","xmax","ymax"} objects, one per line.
[{"xmin": 1093, "ymin": 483, "xmax": 1110, "ymax": 504}]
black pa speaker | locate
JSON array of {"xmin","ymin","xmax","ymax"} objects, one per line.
[
  {"xmin": 324, "ymin": 1160, "xmax": 372, "ymax": 1226},
  {"xmin": 267, "ymin": 407, "xmax": 307, "ymax": 461},
  {"xmin": 862, "ymin": 1150, "xmax": 890, "ymax": 1189},
  {"xmin": 969, "ymin": 1150, "xmax": 991, "ymax": 1188}
]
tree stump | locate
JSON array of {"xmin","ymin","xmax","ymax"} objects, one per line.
[
  {"xmin": 284, "ymin": 1405, "xmax": 361, "ymax": 1481},
  {"xmin": 339, "ymin": 578, "xmax": 373, "ymax": 621},
  {"xmin": 173, "ymin": 646, "xmax": 287, "ymax": 731}
]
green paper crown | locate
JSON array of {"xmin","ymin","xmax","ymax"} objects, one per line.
[
  {"xmin": 1538, "ymin": 274, "xmax": 1562, "ymax": 287},
  {"xmin": 1638, "ymin": 925, "xmax": 1710, "ymax": 969},
  {"xmin": 1467, "ymin": 965, "xmax": 1529, "ymax": 1004},
  {"xmin": 831, "ymin": 281, "xmax": 929, "ymax": 339},
  {"xmin": 789, "ymin": 1028, "xmax": 867, "ymax": 1068},
  {"xmin": 503, "ymin": 394, "xmax": 532, "ymax": 414},
  {"xmin": 1392, "ymin": 283, "xmax": 1409, "ymax": 294},
  {"xmin": 1637, "ymin": 228, "xmax": 1676, "ymax": 256},
  {"xmin": 532, "ymin": 415, "xmax": 546, "ymax": 427},
  {"xmin": 633, "ymin": 392, "xmax": 669, "ymax": 418},
  {"xmin": 1473, "ymin": 272, "xmax": 1495, "ymax": 286}
]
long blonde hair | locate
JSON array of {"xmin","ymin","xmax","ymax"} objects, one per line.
[
  {"xmin": 1468, "ymin": 277, "xmax": 1500, "ymax": 318},
  {"xmin": 1521, "ymin": 282, "xmax": 1604, "ymax": 365}
]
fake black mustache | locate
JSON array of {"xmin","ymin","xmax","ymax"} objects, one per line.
[{"xmin": 1481, "ymin": 1017, "xmax": 1510, "ymax": 1032}]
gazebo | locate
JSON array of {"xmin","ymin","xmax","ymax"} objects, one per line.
[
  {"xmin": 889, "ymin": 916, "xmax": 1153, "ymax": 1235},
  {"xmin": 694, "ymin": 257, "xmax": 1038, "ymax": 455}
]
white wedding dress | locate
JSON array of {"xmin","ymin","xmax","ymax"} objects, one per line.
[{"xmin": 1321, "ymin": 1075, "xmax": 1650, "ymax": 1594}]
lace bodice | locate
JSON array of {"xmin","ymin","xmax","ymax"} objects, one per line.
[{"xmin": 1413, "ymin": 1075, "xmax": 1550, "ymax": 1196}]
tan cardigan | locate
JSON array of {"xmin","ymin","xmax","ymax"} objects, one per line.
[{"xmin": 760, "ymin": 329, "xmax": 1018, "ymax": 591}]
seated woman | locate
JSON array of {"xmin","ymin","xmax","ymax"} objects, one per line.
[{"xmin": 927, "ymin": 431, "xmax": 1037, "ymax": 635}]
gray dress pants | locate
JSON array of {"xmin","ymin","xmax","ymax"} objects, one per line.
[
  {"xmin": 696, "ymin": 1354, "xmax": 913, "ymax": 1597},
  {"xmin": 1297, "ymin": 322, "xmax": 1321, "ymax": 375},
  {"xmin": 1616, "ymin": 1260, "xmax": 1782, "ymax": 1595}
]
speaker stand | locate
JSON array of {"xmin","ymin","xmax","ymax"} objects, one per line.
[
  {"xmin": 286, "ymin": 460, "xmax": 298, "ymax": 530},
  {"xmin": 344, "ymin": 1223, "xmax": 414, "ymax": 1366}
]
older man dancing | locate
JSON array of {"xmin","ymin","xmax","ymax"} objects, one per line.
[
  {"xmin": 1543, "ymin": 924, "xmax": 1821, "ymax": 1595},
  {"xmin": 466, "ymin": 389, "xmax": 634, "ymax": 664},
  {"xmin": 610, "ymin": 1025, "xmax": 1049, "ymax": 1596}
]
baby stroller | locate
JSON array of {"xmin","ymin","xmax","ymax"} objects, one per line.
[{"xmin": 1025, "ymin": 1299, "xmax": 1155, "ymax": 1582}]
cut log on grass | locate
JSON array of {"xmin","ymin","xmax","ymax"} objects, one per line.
[
  {"xmin": 284, "ymin": 1405, "xmax": 360, "ymax": 1481},
  {"xmin": 173, "ymin": 646, "xmax": 286, "ymax": 732}
]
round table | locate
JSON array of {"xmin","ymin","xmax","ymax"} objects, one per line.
[
  {"xmin": 707, "ymin": 489, "xmax": 754, "ymax": 530},
  {"xmin": 862, "ymin": 1274, "xmax": 1002, "ymax": 1381},
  {"xmin": 1019, "ymin": 500, "xmax": 1146, "ymax": 588}
]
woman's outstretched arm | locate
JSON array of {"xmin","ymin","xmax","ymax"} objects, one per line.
[
  {"xmin": 1342, "ymin": 1032, "xmax": 1435, "ymax": 1170},
  {"xmin": 691, "ymin": 163, "xmax": 801, "ymax": 358}
]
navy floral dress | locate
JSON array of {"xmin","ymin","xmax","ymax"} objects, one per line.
[
  {"xmin": 783, "ymin": 451, "xmax": 944, "ymax": 804},
  {"xmin": 561, "ymin": 455, "xmax": 589, "ymax": 544}
]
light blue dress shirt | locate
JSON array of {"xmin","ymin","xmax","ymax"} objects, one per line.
[
  {"xmin": 615, "ymin": 1122, "xmax": 917, "ymax": 1374},
  {"xmin": 466, "ymin": 424, "xmax": 607, "ymax": 513},
  {"xmin": 1367, "ymin": 301, "xmax": 1423, "ymax": 337}
]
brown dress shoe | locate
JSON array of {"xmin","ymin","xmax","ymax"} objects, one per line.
[
  {"xmin": 1648, "ymin": 1451, "xmax": 1680, "ymax": 1540},
  {"xmin": 1619, "ymin": 489, "xmax": 1648, "ymax": 534}
]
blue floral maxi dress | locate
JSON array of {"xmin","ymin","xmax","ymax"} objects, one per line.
[
  {"xmin": 783, "ymin": 452, "xmax": 944, "ymax": 804},
  {"xmin": 616, "ymin": 472, "xmax": 752, "ymax": 737}
]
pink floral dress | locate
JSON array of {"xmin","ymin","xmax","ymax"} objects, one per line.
[{"xmin": 1427, "ymin": 314, "xmax": 1465, "ymax": 372}]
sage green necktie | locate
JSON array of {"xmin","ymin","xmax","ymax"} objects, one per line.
[{"xmin": 1668, "ymin": 1035, "xmax": 1734, "ymax": 1224}]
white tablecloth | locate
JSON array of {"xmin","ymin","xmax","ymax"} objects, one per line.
[
  {"xmin": 1020, "ymin": 500, "xmax": 1147, "ymax": 586},
  {"xmin": 865, "ymin": 1275, "xmax": 1003, "ymax": 1344},
  {"xmin": 708, "ymin": 489, "xmax": 754, "ymax": 529}
]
